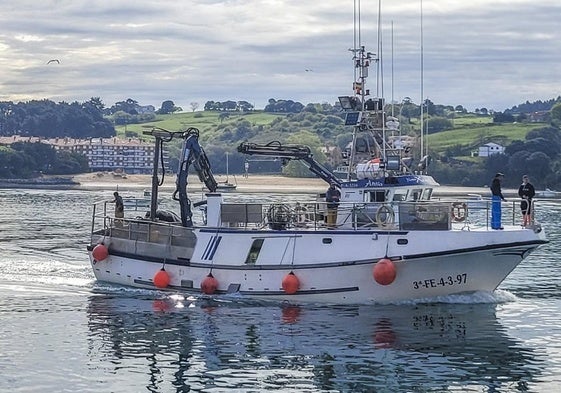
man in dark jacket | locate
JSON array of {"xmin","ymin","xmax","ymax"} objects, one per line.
[
  {"xmin": 518, "ymin": 174, "xmax": 535, "ymax": 227},
  {"xmin": 325, "ymin": 183, "xmax": 341, "ymax": 228},
  {"xmin": 490, "ymin": 173, "xmax": 506, "ymax": 229},
  {"xmin": 112, "ymin": 191, "xmax": 124, "ymax": 227}
]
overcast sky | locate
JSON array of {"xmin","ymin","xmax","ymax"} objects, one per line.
[{"xmin": 1, "ymin": 0, "xmax": 560, "ymax": 112}]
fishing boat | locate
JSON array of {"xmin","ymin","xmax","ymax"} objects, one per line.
[
  {"xmin": 465, "ymin": 193, "xmax": 490, "ymax": 210},
  {"xmin": 87, "ymin": 6, "xmax": 547, "ymax": 304},
  {"xmin": 536, "ymin": 188, "xmax": 561, "ymax": 198},
  {"xmin": 122, "ymin": 189, "xmax": 152, "ymax": 210},
  {"xmin": 216, "ymin": 152, "xmax": 237, "ymax": 191}
]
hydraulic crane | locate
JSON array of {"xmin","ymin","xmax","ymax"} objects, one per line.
[
  {"xmin": 237, "ymin": 141, "xmax": 341, "ymax": 187},
  {"xmin": 144, "ymin": 127, "xmax": 217, "ymax": 227}
]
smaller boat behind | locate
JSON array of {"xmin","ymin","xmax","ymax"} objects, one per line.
[
  {"xmin": 123, "ymin": 189, "xmax": 152, "ymax": 210},
  {"xmin": 465, "ymin": 193, "xmax": 490, "ymax": 210},
  {"xmin": 216, "ymin": 152, "xmax": 237, "ymax": 191},
  {"xmin": 536, "ymin": 188, "xmax": 561, "ymax": 198}
]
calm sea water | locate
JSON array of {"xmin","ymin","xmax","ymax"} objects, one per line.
[{"xmin": 1, "ymin": 188, "xmax": 561, "ymax": 393}]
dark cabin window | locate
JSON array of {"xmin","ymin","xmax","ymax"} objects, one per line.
[
  {"xmin": 370, "ymin": 191, "xmax": 386, "ymax": 202},
  {"xmin": 245, "ymin": 239, "xmax": 264, "ymax": 264}
]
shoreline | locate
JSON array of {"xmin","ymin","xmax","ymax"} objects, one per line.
[
  {"xmin": 69, "ymin": 173, "xmax": 329, "ymax": 194},
  {"xmin": 69, "ymin": 173, "xmax": 520, "ymax": 197},
  {"xmin": 0, "ymin": 172, "xmax": 520, "ymax": 197}
]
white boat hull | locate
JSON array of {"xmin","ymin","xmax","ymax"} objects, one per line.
[{"xmin": 89, "ymin": 226, "xmax": 545, "ymax": 304}]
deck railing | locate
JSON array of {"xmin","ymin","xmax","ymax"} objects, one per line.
[{"xmin": 90, "ymin": 198, "xmax": 537, "ymax": 246}]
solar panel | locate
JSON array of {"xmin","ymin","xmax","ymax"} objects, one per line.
[{"xmin": 345, "ymin": 112, "xmax": 361, "ymax": 126}]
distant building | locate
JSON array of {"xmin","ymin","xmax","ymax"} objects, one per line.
[
  {"xmin": 0, "ymin": 135, "xmax": 163, "ymax": 174},
  {"xmin": 526, "ymin": 111, "xmax": 550, "ymax": 123},
  {"xmin": 478, "ymin": 142, "xmax": 505, "ymax": 157}
]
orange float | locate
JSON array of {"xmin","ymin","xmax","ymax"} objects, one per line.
[
  {"xmin": 201, "ymin": 273, "xmax": 219, "ymax": 295},
  {"xmin": 92, "ymin": 244, "xmax": 109, "ymax": 262},
  {"xmin": 153, "ymin": 268, "xmax": 170, "ymax": 288},
  {"xmin": 282, "ymin": 272, "xmax": 300, "ymax": 294},
  {"xmin": 373, "ymin": 258, "xmax": 396, "ymax": 285}
]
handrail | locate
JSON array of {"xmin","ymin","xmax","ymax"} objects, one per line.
[{"xmin": 90, "ymin": 198, "xmax": 539, "ymax": 245}]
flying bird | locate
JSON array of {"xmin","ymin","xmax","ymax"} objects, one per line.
[{"xmin": 47, "ymin": 59, "xmax": 60, "ymax": 64}]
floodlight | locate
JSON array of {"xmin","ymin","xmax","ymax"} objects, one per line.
[{"xmin": 338, "ymin": 96, "xmax": 353, "ymax": 110}]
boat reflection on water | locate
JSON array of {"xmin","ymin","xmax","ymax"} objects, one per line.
[{"xmin": 86, "ymin": 293, "xmax": 542, "ymax": 392}]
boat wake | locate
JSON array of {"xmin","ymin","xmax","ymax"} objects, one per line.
[
  {"xmin": 0, "ymin": 258, "xmax": 93, "ymax": 294},
  {"xmin": 391, "ymin": 289, "xmax": 517, "ymax": 306},
  {"xmin": 89, "ymin": 287, "xmax": 519, "ymax": 312}
]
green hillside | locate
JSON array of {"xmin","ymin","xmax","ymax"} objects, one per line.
[
  {"xmin": 116, "ymin": 111, "xmax": 282, "ymax": 138},
  {"xmin": 119, "ymin": 110, "xmax": 544, "ymax": 159},
  {"xmin": 427, "ymin": 121, "xmax": 538, "ymax": 156},
  {"xmin": 110, "ymin": 107, "xmax": 561, "ymax": 188}
]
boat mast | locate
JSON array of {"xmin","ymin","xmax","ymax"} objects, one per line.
[
  {"xmin": 346, "ymin": 0, "xmax": 401, "ymax": 180},
  {"xmin": 377, "ymin": 0, "xmax": 385, "ymax": 163},
  {"xmin": 419, "ymin": 0, "xmax": 425, "ymax": 170},
  {"xmin": 347, "ymin": 0, "xmax": 360, "ymax": 181},
  {"xmin": 391, "ymin": 20, "xmax": 394, "ymax": 118}
]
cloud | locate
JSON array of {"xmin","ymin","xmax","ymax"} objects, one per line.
[{"xmin": 0, "ymin": 0, "xmax": 560, "ymax": 112}]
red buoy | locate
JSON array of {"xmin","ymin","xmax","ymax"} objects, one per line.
[
  {"xmin": 282, "ymin": 272, "xmax": 300, "ymax": 294},
  {"xmin": 153, "ymin": 269, "xmax": 170, "ymax": 288},
  {"xmin": 92, "ymin": 244, "xmax": 109, "ymax": 261},
  {"xmin": 373, "ymin": 258, "xmax": 397, "ymax": 285},
  {"xmin": 201, "ymin": 273, "xmax": 219, "ymax": 295}
]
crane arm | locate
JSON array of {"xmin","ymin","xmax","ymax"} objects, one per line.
[
  {"xmin": 237, "ymin": 141, "xmax": 341, "ymax": 187},
  {"xmin": 173, "ymin": 128, "xmax": 217, "ymax": 226}
]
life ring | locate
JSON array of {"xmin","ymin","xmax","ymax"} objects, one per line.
[
  {"xmin": 451, "ymin": 202, "xmax": 468, "ymax": 222},
  {"xmin": 376, "ymin": 205, "xmax": 395, "ymax": 227}
]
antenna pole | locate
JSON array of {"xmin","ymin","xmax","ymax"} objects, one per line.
[
  {"xmin": 391, "ymin": 20, "xmax": 394, "ymax": 117},
  {"xmin": 420, "ymin": 0, "xmax": 424, "ymax": 166},
  {"xmin": 377, "ymin": 0, "xmax": 382, "ymax": 98}
]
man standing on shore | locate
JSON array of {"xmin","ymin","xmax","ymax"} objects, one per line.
[{"xmin": 490, "ymin": 173, "xmax": 506, "ymax": 229}]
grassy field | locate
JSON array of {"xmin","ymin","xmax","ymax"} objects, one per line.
[
  {"xmin": 427, "ymin": 121, "xmax": 540, "ymax": 153},
  {"xmin": 116, "ymin": 111, "xmax": 280, "ymax": 137}
]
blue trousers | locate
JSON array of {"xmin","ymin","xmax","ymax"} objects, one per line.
[{"xmin": 491, "ymin": 195, "xmax": 502, "ymax": 229}]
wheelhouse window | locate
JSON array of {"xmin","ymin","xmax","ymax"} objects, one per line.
[
  {"xmin": 392, "ymin": 189, "xmax": 408, "ymax": 201},
  {"xmin": 408, "ymin": 189, "xmax": 422, "ymax": 201},
  {"xmin": 422, "ymin": 188, "xmax": 433, "ymax": 200},
  {"xmin": 368, "ymin": 191, "xmax": 387, "ymax": 202}
]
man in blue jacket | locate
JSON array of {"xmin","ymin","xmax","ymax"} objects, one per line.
[{"xmin": 490, "ymin": 173, "xmax": 506, "ymax": 229}]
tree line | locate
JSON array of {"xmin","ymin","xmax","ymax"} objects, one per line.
[
  {"xmin": 0, "ymin": 141, "xmax": 88, "ymax": 178},
  {"xmin": 0, "ymin": 99, "xmax": 114, "ymax": 138},
  {"xmin": 2, "ymin": 94, "xmax": 561, "ymax": 184}
]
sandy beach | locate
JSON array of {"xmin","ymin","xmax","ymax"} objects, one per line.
[
  {"xmin": 71, "ymin": 172, "xmax": 508, "ymax": 197},
  {"xmin": 71, "ymin": 172, "xmax": 328, "ymax": 194}
]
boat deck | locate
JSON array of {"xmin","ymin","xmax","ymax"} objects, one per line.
[{"xmin": 90, "ymin": 198, "xmax": 540, "ymax": 247}]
